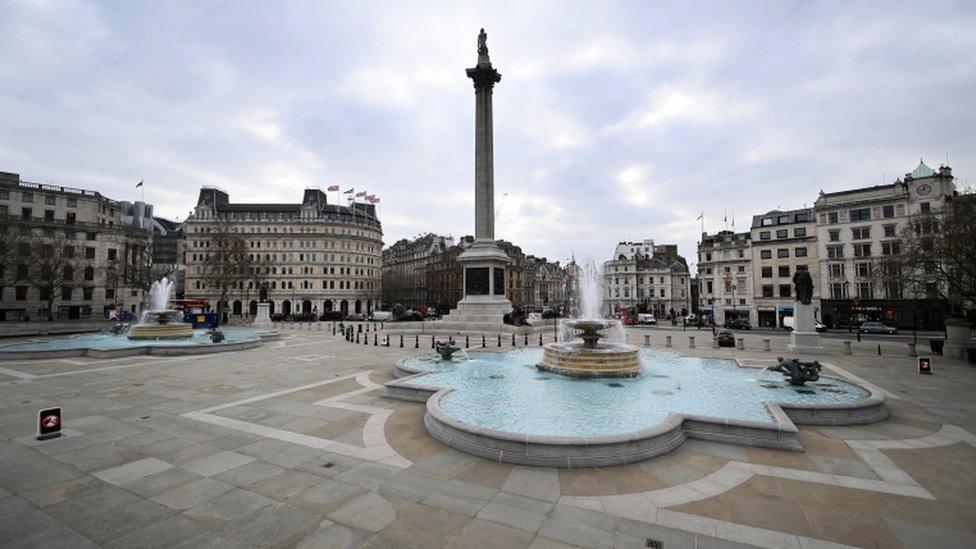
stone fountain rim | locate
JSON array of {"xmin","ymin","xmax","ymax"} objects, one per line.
[{"xmin": 385, "ymin": 350, "xmax": 890, "ymax": 467}]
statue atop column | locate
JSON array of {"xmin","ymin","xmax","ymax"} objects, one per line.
[
  {"xmin": 793, "ymin": 266, "xmax": 813, "ymax": 305},
  {"xmin": 477, "ymin": 28, "xmax": 488, "ymax": 56}
]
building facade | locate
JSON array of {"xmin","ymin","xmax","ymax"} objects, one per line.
[
  {"xmin": 750, "ymin": 208, "xmax": 819, "ymax": 328},
  {"xmin": 697, "ymin": 230, "xmax": 753, "ymax": 325},
  {"xmin": 424, "ymin": 237, "xmax": 528, "ymax": 313},
  {"xmin": 184, "ymin": 187, "xmax": 382, "ymax": 319},
  {"xmin": 604, "ymin": 240, "xmax": 692, "ymax": 318},
  {"xmin": 152, "ymin": 217, "xmax": 186, "ymax": 299},
  {"xmin": 382, "ymin": 234, "xmax": 454, "ymax": 309},
  {"xmin": 0, "ymin": 171, "xmax": 153, "ymax": 321},
  {"xmin": 814, "ymin": 161, "xmax": 954, "ymax": 329}
]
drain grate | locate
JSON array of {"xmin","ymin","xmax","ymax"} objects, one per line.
[
  {"xmin": 646, "ymin": 539, "xmax": 663, "ymax": 548},
  {"xmin": 322, "ymin": 462, "xmax": 335, "ymax": 468},
  {"xmin": 606, "ymin": 382, "xmax": 624, "ymax": 388},
  {"xmin": 140, "ymin": 415, "xmax": 151, "ymax": 420}
]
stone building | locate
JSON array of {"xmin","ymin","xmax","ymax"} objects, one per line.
[
  {"xmin": 697, "ymin": 230, "xmax": 753, "ymax": 325},
  {"xmin": 814, "ymin": 161, "xmax": 954, "ymax": 329},
  {"xmin": 381, "ymin": 234, "xmax": 454, "ymax": 309},
  {"xmin": 523, "ymin": 256, "xmax": 569, "ymax": 311},
  {"xmin": 183, "ymin": 187, "xmax": 382, "ymax": 319},
  {"xmin": 604, "ymin": 240, "xmax": 691, "ymax": 318},
  {"xmin": 151, "ymin": 217, "xmax": 186, "ymax": 298},
  {"xmin": 749, "ymin": 208, "xmax": 819, "ymax": 328},
  {"xmin": 425, "ymin": 236, "xmax": 527, "ymax": 313},
  {"xmin": 0, "ymin": 171, "xmax": 153, "ymax": 320}
]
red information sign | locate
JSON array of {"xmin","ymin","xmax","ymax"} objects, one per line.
[
  {"xmin": 918, "ymin": 357, "xmax": 933, "ymax": 375},
  {"xmin": 37, "ymin": 407, "xmax": 62, "ymax": 440}
]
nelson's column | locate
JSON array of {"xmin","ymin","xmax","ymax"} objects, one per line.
[{"xmin": 445, "ymin": 29, "xmax": 513, "ymax": 325}]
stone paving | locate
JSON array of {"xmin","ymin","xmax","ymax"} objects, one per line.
[{"xmin": 0, "ymin": 326, "xmax": 974, "ymax": 548}]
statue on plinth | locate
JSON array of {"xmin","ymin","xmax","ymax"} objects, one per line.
[
  {"xmin": 259, "ymin": 282, "xmax": 270, "ymax": 303},
  {"xmin": 793, "ymin": 266, "xmax": 813, "ymax": 305}
]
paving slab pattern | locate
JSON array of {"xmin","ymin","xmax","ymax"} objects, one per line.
[{"xmin": 0, "ymin": 327, "xmax": 974, "ymax": 548}]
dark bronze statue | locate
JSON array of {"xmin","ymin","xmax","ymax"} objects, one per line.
[
  {"xmin": 259, "ymin": 282, "xmax": 269, "ymax": 303},
  {"xmin": 435, "ymin": 337, "xmax": 462, "ymax": 360},
  {"xmin": 477, "ymin": 28, "xmax": 488, "ymax": 56},
  {"xmin": 793, "ymin": 266, "xmax": 813, "ymax": 305},
  {"xmin": 768, "ymin": 357, "xmax": 822, "ymax": 386}
]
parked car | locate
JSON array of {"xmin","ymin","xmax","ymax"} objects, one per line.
[
  {"xmin": 858, "ymin": 321, "xmax": 897, "ymax": 335},
  {"xmin": 684, "ymin": 314, "xmax": 697, "ymax": 324},
  {"xmin": 527, "ymin": 312, "xmax": 543, "ymax": 324},
  {"xmin": 637, "ymin": 313, "xmax": 657, "ymax": 326},
  {"xmin": 783, "ymin": 316, "xmax": 829, "ymax": 333},
  {"xmin": 271, "ymin": 313, "xmax": 287, "ymax": 322},
  {"xmin": 293, "ymin": 313, "xmax": 317, "ymax": 322},
  {"xmin": 725, "ymin": 319, "xmax": 751, "ymax": 330},
  {"xmin": 319, "ymin": 311, "xmax": 343, "ymax": 321},
  {"xmin": 395, "ymin": 311, "xmax": 424, "ymax": 322},
  {"xmin": 541, "ymin": 308, "xmax": 561, "ymax": 319},
  {"xmin": 715, "ymin": 330, "xmax": 736, "ymax": 347},
  {"xmin": 345, "ymin": 313, "xmax": 365, "ymax": 322}
]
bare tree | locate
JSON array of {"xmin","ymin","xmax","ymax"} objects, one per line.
[
  {"xmin": 0, "ymin": 217, "xmax": 28, "ymax": 288},
  {"xmin": 20, "ymin": 229, "xmax": 87, "ymax": 319},
  {"xmin": 876, "ymin": 191, "xmax": 976, "ymax": 317},
  {"xmin": 200, "ymin": 221, "xmax": 253, "ymax": 318}
]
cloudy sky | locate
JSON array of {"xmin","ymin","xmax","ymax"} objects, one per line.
[{"xmin": 2, "ymin": 1, "xmax": 974, "ymax": 272}]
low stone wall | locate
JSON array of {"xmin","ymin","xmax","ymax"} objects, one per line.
[{"xmin": 385, "ymin": 351, "xmax": 889, "ymax": 467}]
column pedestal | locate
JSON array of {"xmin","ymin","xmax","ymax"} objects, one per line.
[
  {"xmin": 788, "ymin": 302, "xmax": 823, "ymax": 355},
  {"xmin": 253, "ymin": 302, "xmax": 272, "ymax": 328}
]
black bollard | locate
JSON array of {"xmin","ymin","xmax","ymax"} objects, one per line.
[
  {"xmin": 539, "ymin": 333, "xmax": 543, "ymax": 346},
  {"xmin": 497, "ymin": 334, "xmax": 501, "ymax": 347},
  {"xmin": 431, "ymin": 335, "xmax": 435, "ymax": 349},
  {"xmin": 465, "ymin": 335, "xmax": 469, "ymax": 348},
  {"xmin": 374, "ymin": 333, "xmax": 378, "ymax": 346},
  {"xmin": 332, "ymin": 323, "xmax": 336, "ymax": 335},
  {"xmin": 366, "ymin": 323, "xmax": 370, "ymax": 333},
  {"xmin": 878, "ymin": 344, "xmax": 881, "ymax": 356},
  {"xmin": 415, "ymin": 335, "xmax": 419, "ymax": 348},
  {"xmin": 482, "ymin": 335, "xmax": 486, "ymax": 347},
  {"xmin": 364, "ymin": 332, "xmax": 368, "ymax": 345},
  {"xmin": 355, "ymin": 332, "xmax": 360, "ymax": 344},
  {"xmin": 358, "ymin": 324, "xmax": 362, "ymax": 333},
  {"xmin": 399, "ymin": 334, "xmax": 404, "ymax": 348},
  {"xmin": 524, "ymin": 334, "xmax": 528, "ymax": 346},
  {"xmin": 512, "ymin": 334, "xmax": 516, "ymax": 346}
]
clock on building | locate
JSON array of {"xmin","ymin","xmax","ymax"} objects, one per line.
[{"xmin": 916, "ymin": 183, "xmax": 932, "ymax": 196}]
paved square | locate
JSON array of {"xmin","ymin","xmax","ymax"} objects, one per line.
[{"xmin": 1, "ymin": 326, "xmax": 974, "ymax": 547}]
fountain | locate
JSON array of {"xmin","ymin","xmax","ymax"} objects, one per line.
[
  {"xmin": 537, "ymin": 260, "xmax": 640, "ymax": 378},
  {"xmin": 127, "ymin": 277, "xmax": 194, "ymax": 340}
]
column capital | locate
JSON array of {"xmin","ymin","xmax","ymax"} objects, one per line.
[{"xmin": 466, "ymin": 64, "xmax": 501, "ymax": 90}]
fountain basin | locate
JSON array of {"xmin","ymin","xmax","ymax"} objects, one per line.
[
  {"xmin": 538, "ymin": 342, "xmax": 640, "ymax": 378},
  {"xmin": 384, "ymin": 349, "xmax": 890, "ymax": 467}
]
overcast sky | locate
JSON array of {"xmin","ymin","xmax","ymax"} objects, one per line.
[{"xmin": 2, "ymin": 1, "xmax": 974, "ymax": 273}]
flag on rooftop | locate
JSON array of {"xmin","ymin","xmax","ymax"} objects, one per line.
[
  {"xmin": 135, "ymin": 180, "xmax": 143, "ymax": 188},
  {"xmin": 344, "ymin": 188, "xmax": 354, "ymax": 194},
  {"xmin": 356, "ymin": 191, "xmax": 367, "ymax": 197},
  {"xmin": 327, "ymin": 185, "xmax": 339, "ymax": 191}
]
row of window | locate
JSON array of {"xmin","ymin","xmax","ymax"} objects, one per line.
[
  {"xmin": 758, "ymin": 227, "xmax": 807, "ymax": 240},
  {"xmin": 828, "ymin": 224, "xmax": 898, "ymax": 241},
  {"xmin": 191, "ymin": 279, "xmax": 376, "ymax": 291},
  {"xmin": 825, "ymin": 241, "xmax": 900, "ymax": 258},
  {"xmin": 1, "ymin": 285, "xmax": 112, "ymax": 301},
  {"xmin": 758, "ymin": 247, "xmax": 808, "ymax": 259},
  {"xmin": 0, "ymin": 190, "xmax": 80, "ymax": 207}
]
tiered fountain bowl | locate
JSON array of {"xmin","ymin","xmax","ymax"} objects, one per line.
[
  {"xmin": 538, "ymin": 319, "xmax": 640, "ymax": 378},
  {"xmin": 127, "ymin": 309, "xmax": 194, "ymax": 340}
]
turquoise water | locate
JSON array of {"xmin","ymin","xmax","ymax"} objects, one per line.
[
  {"xmin": 399, "ymin": 349, "xmax": 870, "ymax": 437},
  {"xmin": 1, "ymin": 328, "xmax": 267, "ymax": 352}
]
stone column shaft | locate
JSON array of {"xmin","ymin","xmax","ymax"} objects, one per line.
[{"xmin": 474, "ymin": 86, "xmax": 494, "ymax": 241}]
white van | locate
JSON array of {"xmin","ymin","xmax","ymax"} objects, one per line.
[{"xmin": 637, "ymin": 314, "xmax": 657, "ymax": 326}]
